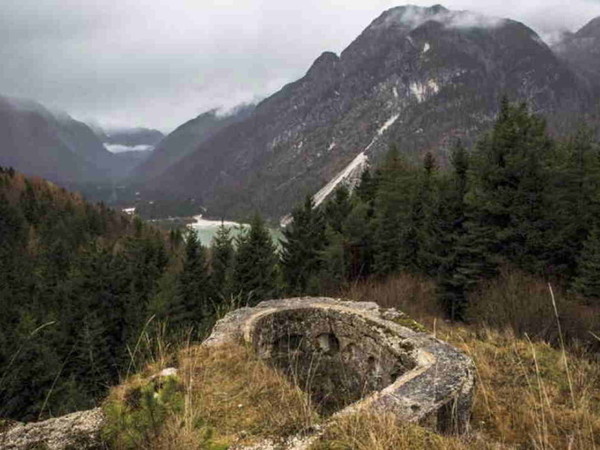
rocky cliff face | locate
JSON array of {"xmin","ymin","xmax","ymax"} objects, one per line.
[
  {"xmin": 554, "ymin": 16, "xmax": 600, "ymax": 93},
  {"xmin": 142, "ymin": 5, "xmax": 592, "ymax": 219}
]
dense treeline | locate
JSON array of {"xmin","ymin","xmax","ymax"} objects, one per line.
[
  {"xmin": 0, "ymin": 170, "xmax": 170, "ymax": 420},
  {"xmin": 2, "ymin": 99, "xmax": 600, "ymax": 422},
  {"xmin": 281, "ymin": 99, "xmax": 600, "ymax": 320}
]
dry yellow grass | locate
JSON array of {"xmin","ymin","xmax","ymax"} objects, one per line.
[
  {"xmin": 103, "ymin": 343, "xmax": 319, "ymax": 449},
  {"xmin": 177, "ymin": 343, "xmax": 319, "ymax": 445},
  {"xmin": 442, "ymin": 325, "xmax": 600, "ymax": 449},
  {"xmin": 310, "ymin": 412, "xmax": 474, "ymax": 450}
]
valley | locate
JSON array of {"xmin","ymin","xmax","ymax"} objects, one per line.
[{"xmin": 2, "ymin": 3, "xmax": 600, "ymax": 449}]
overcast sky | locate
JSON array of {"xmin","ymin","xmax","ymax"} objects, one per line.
[{"xmin": 2, "ymin": 1, "xmax": 600, "ymax": 132}]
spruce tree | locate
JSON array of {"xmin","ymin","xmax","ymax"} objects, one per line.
[
  {"xmin": 372, "ymin": 145, "xmax": 417, "ymax": 276},
  {"xmin": 468, "ymin": 99, "xmax": 554, "ymax": 274},
  {"xmin": 355, "ymin": 167, "xmax": 378, "ymax": 208},
  {"xmin": 318, "ymin": 228, "xmax": 347, "ymax": 292},
  {"xmin": 169, "ymin": 229, "xmax": 212, "ymax": 331},
  {"xmin": 233, "ymin": 214, "xmax": 278, "ymax": 306},
  {"xmin": 413, "ymin": 152, "xmax": 441, "ymax": 274},
  {"xmin": 211, "ymin": 224, "xmax": 235, "ymax": 300},
  {"xmin": 551, "ymin": 126, "xmax": 600, "ymax": 278},
  {"xmin": 281, "ymin": 196, "xmax": 326, "ymax": 294},
  {"xmin": 324, "ymin": 186, "xmax": 352, "ymax": 234},
  {"xmin": 342, "ymin": 199, "xmax": 376, "ymax": 280},
  {"xmin": 436, "ymin": 140, "xmax": 496, "ymax": 320}
]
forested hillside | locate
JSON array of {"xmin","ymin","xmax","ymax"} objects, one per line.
[
  {"xmin": 0, "ymin": 169, "xmax": 282, "ymax": 422},
  {"xmin": 0, "ymin": 170, "xmax": 169, "ymax": 420}
]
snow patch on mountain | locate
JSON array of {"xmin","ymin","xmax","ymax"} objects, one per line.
[
  {"xmin": 378, "ymin": 114, "xmax": 400, "ymax": 135},
  {"xmin": 313, "ymin": 152, "xmax": 368, "ymax": 207},
  {"xmin": 423, "ymin": 42, "xmax": 431, "ymax": 53},
  {"xmin": 364, "ymin": 113, "xmax": 400, "ymax": 153},
  {"xmin": 410, "ymin": 80, "xmax": 441, "ymax": 102}
]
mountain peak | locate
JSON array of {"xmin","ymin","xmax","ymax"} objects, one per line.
[
  {"xmin": 369, "ymin": 4, "xmax": 505, "ymax": 33},
  {"xmin": 576, "ymin": 16, "xmax": 600, "ymax": 38},
  {"xmin": 306, "ymin": 51, "xmax": 340, "ymax": 78},
  {"xmin": 429, "ymin": 4, "xmax": 450, "ymax": 14}
]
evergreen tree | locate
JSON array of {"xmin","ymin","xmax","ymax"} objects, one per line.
[
  {"xmin": 281, "ymin": 196, "xmax": 326, "ymax": 294},
  {"xmin": 435, "ymin": 140, "xmax": 473, "ymax": 319},
  {"xmin": 318, "ymin": 228, "xmax": 347, "ymax": 292},
  {"xmin": 64, "ymin": 244, "xmax": 126, "ymax": 384},
  {"xmin": 233, "ymin": 214, "xmax": 279, "ymax": 306},
  {"xmin": 113, "ymin": 232, "xmax": 169, "ymax": 344},
  {"xmin": 372, "ymin": 145, "xmax": 417, "ymax": 276},
  {"xmin": 413, "ymin": 152, "xmax": 441, "ymax": 274},
  {"xmin": 572, "ymin": 225, "xmax": 600, "ymax": 299},
  {"xmin": 324, "ymin": 186, "xmax": 352, "ymax": 234},
  {"xmin": 211, "ymin": 224, "xmax": 235, "ymax": 300},
  {"xmin": 550, "ymin": 126, "xmax": 600, "ymax": 278},
  {"xmin": 169, "ymin": 229, "xmax": 212, "ymax": 331},
  {"xmin": 355, "ymin": 167, "xmax": 378, "ymax": 208},
  {"xmin": 342, "ymin": 199, "xmax": 376, "ymax": 280},
  {"xmin": 468, "ymin": 99, "xmax": 554, "ymax": 274}
]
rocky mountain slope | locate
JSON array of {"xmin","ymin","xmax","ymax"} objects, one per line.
[
  {"xmin": 554, "ymin": 16, "xmax": 600, "ymax": 94},
  {"xmin": 133, "ymin": 105, "xmax": 254, "ymax": 183},
  {"xmin": 140, "ymin": 5, "xmax": 593, "ymax": 219},
  {"xmin": 0, "ymin": 96, "xmax": 132, "ymax": 183}
]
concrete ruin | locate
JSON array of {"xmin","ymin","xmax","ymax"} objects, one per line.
[
  {"xmin": 206, "ymin": 297, "xmax": 475, "ymax": 434},
  {"xmin": 0, "ymin": 297, "xmax": 475, "ymax": 449}
]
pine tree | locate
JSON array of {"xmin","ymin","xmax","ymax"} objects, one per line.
[
  {"xmin": 281, "ymin": 196, "xmax": 326, "ymax": 294},
  {"xmin": 372, "ymin": 145, "xmax": 417, "ymax": 276},
  {"xmin": 169, "ymin": 229, "xmax": 212, "ymax": 331},
  {"xmin": 436, "ymin": 140, "xmax": 496, "ymax": 320},
  {"xmin": 550, "ymin": 126, "xmax": 600, "ymax": 278},
  {"xmin": 467, "ymin": 99, "xmax": 554, "ymax": 274},
  {"xmin": 318, "ymin": 228, "xmax": 346, "ymax": 292},
  {"xmin": 211, "ymin": 224, "xmax": 235, "ymax": 300},
  {"xmin": 355, "ymin": 167, "xmax": 378, "ymax": 208},
  {"xmin": 324, "ymin": 186, "xmax": 352, "ymax": 234},
  {"xmin": 342, "ymin": 199, "xmax": 376, "ymax": 280},
  {"xmin": 413, "ymin": 152, "xmax": 441, "ymax": 274},
  {"xmin": 233, "ymin": 214, "xmax": 279, "ymax": 306}
]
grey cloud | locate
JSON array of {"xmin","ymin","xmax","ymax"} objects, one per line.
[{"xmin": 1, "ymin": 1, "xmax": 599, "ymax": 132}]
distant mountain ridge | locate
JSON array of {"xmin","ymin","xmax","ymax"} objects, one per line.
[
  {"xmin": 0, "ymin": 96, "xmax": 164, "ymax": 184},
  {"xmin": 133, "ymin": 105, "xmax": 255, "ymax": 183},
  {"xmin": 0, "ymin": 95, "xmax": 118, "ymax": 183},
  {"xmin": 139, "ymin": 5, "xmax": 595, "ymax": 219},
  {"xmin": 554, "ymin": 16, "xmax": 600, "ymax": 93}
]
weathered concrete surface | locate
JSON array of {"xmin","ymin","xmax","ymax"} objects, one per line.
[
  {"xmin": 207, "ymin": 297, "xmax": 475, "ymax": 434},
  {"xmin": 0, "ymin": 408, "xmax": 105, "ymax": 450}
]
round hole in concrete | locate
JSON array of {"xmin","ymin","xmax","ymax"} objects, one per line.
[{"xmin": 250, "ymin": 307, "xmax": 417, "ymax": 415}]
